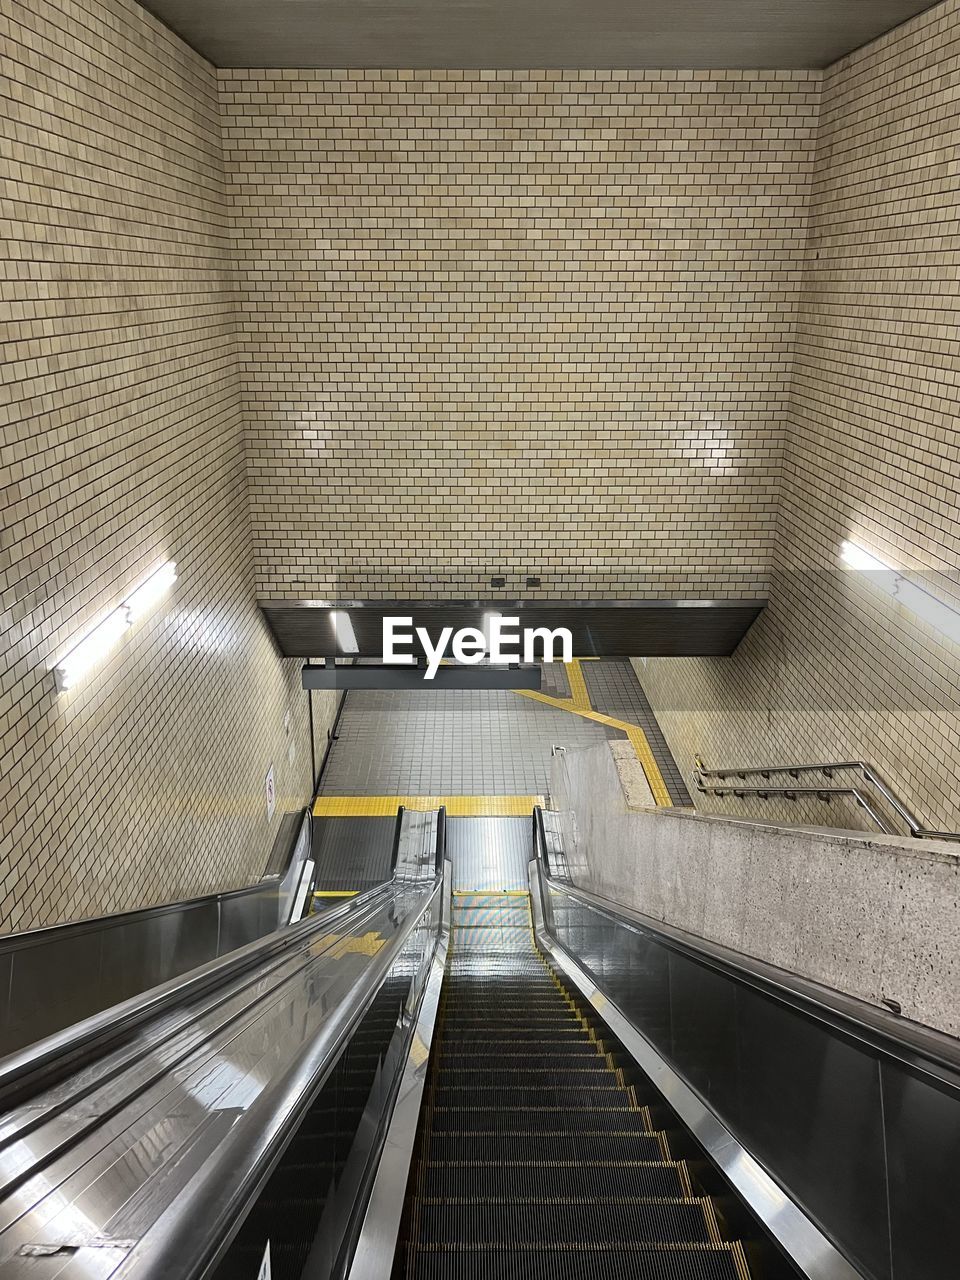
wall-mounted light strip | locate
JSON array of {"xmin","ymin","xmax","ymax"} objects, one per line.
[
  {"xmin": 126, "ymin": 560, "xmax": 178, "ymax": 623},
  {"xmin": 54, "ymin": 560, "xmax": 178, "ymax": 692},
  {"xmin": 840, "ymin": 540, "xmax": 960, "ymax": 646}
]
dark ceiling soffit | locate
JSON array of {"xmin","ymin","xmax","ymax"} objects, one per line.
[
  {"xmin": 135, "ymin": 0, "xmax": 942, "ymax": 72},
  {"xmin": 301, "ymin": 664, "xmax": 542, "ymax": 690},
  {"xmin": 259, "ymin": 599, "xmax": 767, "ymax": 659}
]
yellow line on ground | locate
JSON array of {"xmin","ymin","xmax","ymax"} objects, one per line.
[
  {"xmin": 313, "ymin": 795, "xmax": 543, "ymax": 818},
  {"xmin": 312, "ymin": 890, "xmax": 359, "ymax": 898},
  {"xmin": 565, "ymin": 658, "xmax": 592, "ymax": 710},
  {"xmin": 513, "ymin": 688, "xmax": 673, "ymax": 807}
]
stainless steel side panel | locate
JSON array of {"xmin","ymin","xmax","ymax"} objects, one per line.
[{"xmin": 0, "ymin": 883, "xmax": 282, "ymax": 1056}]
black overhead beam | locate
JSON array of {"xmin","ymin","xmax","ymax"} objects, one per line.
[
  {"xmin": 259, "ymin": 599, "xmax": 766, "ymax": 659},
  {"xmin": 301, "ymin": 664, "xmax": 542, "ymax": 690}
]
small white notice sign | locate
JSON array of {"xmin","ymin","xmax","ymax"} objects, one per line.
[
  {"xmin": 265, "ymin": 765, "xmax": 276, "ymax": 821},
  {"xmin": 257, "ymin": 1241, "xmax": 271, "ymax": 1280}
]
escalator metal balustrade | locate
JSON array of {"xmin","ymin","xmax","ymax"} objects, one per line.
[{"xmin": 0, "ymin": 806, "xmax": 957, "ymax": 1280}]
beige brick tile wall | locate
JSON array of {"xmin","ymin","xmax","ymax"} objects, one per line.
[
  {"xmin": 4, "ymin": 0, "xmax": 957, "ymax": 929},
  {"xmin": 218, "ymin": 69, "xmax": 821, "ymax": 601},
  {"xmin": 0, "ymin": 0, "xmax": 329, "ymax": 933},
  {"xmin": 638, "ymin": 0, "xmax": 960, "ymax": 835}
]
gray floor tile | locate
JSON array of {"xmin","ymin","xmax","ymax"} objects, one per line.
[{"xmin": 320, "ymin": 686, "xmax": 608, "ymax": 796}]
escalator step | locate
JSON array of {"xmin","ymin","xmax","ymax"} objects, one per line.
[
  {"xmin": 435, "ymin": 1054, "xmax": 616, "ymax": 1075},
  {"xmin": 441, "ymin": 1011, "xmax": 578, "ymax": 1021},
  {"xmin": 404, "ymin": 1244, "xmax": 747, "ymax": 1280},
  {"xmin": 413, "ymin": 1199, "xmax": 714, "ymax": 1245},
  {"xmin": 438, "ymin": 1046, "xmax": 604, "ymax": 1061},
  {"xmin": 441, "ymin": 1004, "xmax": 574, "ymax": 1014},
  {"xmin": 427, "ymin": 1133, "xmax": 666, "ymax": 1162},
  {"xmin": 435, "ymin": 1059, "xmax": 616, "ymax": 1080},
  {"xmin": 430, "ymin": 1107, "xmax": 652, "ymax": 1134},
  {"xmin": 421, "ymin": 1161, "xmax": 689, "ymax": 1200},
  {"xmin": 443, "ymin": 979, "xmax": 556, "ymax": 988},
  {"xmin": 440, "ymin": 1021, "xmax": 584, "ymax": 1032},
  {"xmin": 442, "ymin": 1029, "xmax": 593, "ymax": 1039},
  {"xmin": 438, "ymin": 1055, "xmax": 605, "ymax": 1070},
  {"xmin": 444, "ymin": 978, "xmax": 559, "ymax": 986},
  {"xmin": 433, "ymin": 1087, "xmax": 630, "ymax": 1109}
]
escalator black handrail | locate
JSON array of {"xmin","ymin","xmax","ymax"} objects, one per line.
[
  {"xmin": 115, "ymin": 872, "xmax": 446, "ymax": 1280},
  {"xmin": 532, "ymin": 806, "xmax": 960, "ymax": 1088},
  {"xmin": 389, "ymin": 804, "xmax": 406, "ymax": 875},
  {"xmin": 435, "ymin": 805, "xmax": 447, "ymax": 876},
  {"xmin": 0, "ymin": 878, "xmax": 396, "ymax": 1110},
  {"xmin": 532, "ymin": 804, "xmax": 551, "ymax": 875}
]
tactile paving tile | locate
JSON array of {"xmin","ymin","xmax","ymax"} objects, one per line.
[
  {"xmin": 320, "ymin": 688, "xmax": 608, "ymax": 796},
  {"xmin": 582, "ymin": 662, "xmax": 691, "ymax": 805}
]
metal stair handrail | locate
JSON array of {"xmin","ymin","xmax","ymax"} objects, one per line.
[{"xmin": 693, "ymin": 757, "xmax": 960, "ymax": 842}]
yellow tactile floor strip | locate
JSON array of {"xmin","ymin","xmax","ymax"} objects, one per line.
[
  {"xmin": 564, "ymin": 657, "xmax": 593, "ymax": 710},
  {"xmin": 313, "ymin": 794, "xmax": 543, "ymax": 818},
  {"xmin": 512, "ymin": 686, "xmax": 673, "ymax": 807}
]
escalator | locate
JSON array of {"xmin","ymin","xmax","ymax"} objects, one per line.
[
  {"xmin": 1, "ymin": 805, "xmax": 958, "ymax": 1280},
  {"xmin": 398, "ymin": 891, "xmax": 750, "ymax": 1279}
]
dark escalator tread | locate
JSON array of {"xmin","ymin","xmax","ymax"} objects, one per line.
[
  {"xmin": 430, "ymin": 1106, "xmax": 651, "ymax": 1133},
  {"xmin": 427, "ymin": 1132, "xmax": 666, "ymax": 1162},
  {"xmin": 435, "ymin": 1067, "xmax": 615, "ymax": 1087},
  {"xmin": 440, "ymin": 1005, "xmax": 576, "ymax": 1014},
  {"xmin": 444, "ymin": 983, "xmax": 560, "ymax": 993},
  {"xmin": 404, "ymin": 1243, "xmax": 749, "ymax": 1280},
  {"xmin": 440, "ymin": 1018, "xmax": 583, "ymax": 1029},
  {"xmin": 421, "ymin": 1160, "xmax": 690, "ymax": 1199},
  {"xmin": 433, "ymin": 1086, "xmax": 631, "ymax": 1109},
  {"xmin": 439, "ymin": 1028, "xmax": 589, "ymax": 1040},
  {"xmin": 413, "ymin": 1198, "xmax": 714, "ymax": 1245},
  {"xmin": 439, "ymin": 1045, "xmax": 604, "ymax": 1061}
]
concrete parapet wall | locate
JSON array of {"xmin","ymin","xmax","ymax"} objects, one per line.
[{"xmin": 552, "ymin": 741, "xmax": 960, "ymax": 1038}]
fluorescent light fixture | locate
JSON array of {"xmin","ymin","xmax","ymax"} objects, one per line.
[
  {"xmin": 894, "ymin": 576, "xmax": 960, "ymax": 646},
  {"xmin": 330, "ymin": 610, "xmax": 359, "ymax": 654},
  {"xmin": 54, "ymin": 558, "xmax": 178, "ymax": 692},
  {"xmin": 125, "ymin": 560, "xmax": 177, "ymax": 623},
  {"xmin": 840, "ymin": 539, "xmax": 960, "ymax": 646},
  {"xmin": 54, "ymin": 607, "xmax": 130, "ymax": 692},
  {"xmin": 840, "ymin": 540, "xmax": 887, "ymax": 574}
]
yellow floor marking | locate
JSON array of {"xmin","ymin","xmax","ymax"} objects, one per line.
[
  {"xmin": 312, "ymin": 890, "xmax": 359, "ymax": 898},
  {"xmin": 623, "ymin": 727, "xmax": 674, "ymax": 808},
  {"xmin": 565, "ymin": 658, "xmax": 592, "ymax": 710},
  {"xmin": 513, "ymin": 687, "xmax": 672, "ymax": 807},
  {"xmin": 313, "ymin": 794, "xmax": 543, "ymax": 818}
]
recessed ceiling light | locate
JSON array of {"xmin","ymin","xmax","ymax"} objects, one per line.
[{"xmin": 330, "ymin": 610, "xmax": 359, "ymax": 654}]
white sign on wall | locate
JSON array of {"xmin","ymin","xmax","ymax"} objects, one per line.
[{"xmin": 265, "ymin": 765, "xmax": 276, "ymax": 821}]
